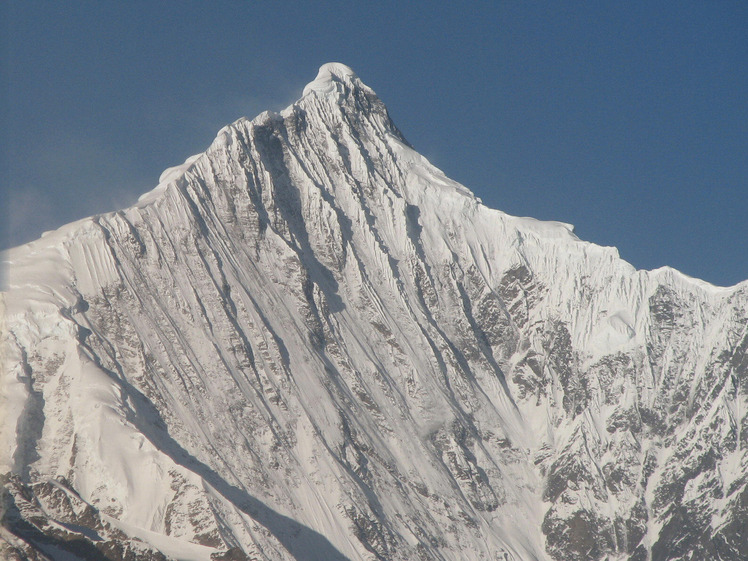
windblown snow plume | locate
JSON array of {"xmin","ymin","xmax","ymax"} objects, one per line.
[{"xmin": 2, "ymin": 63, "xmax": 747, "ymax": 561}]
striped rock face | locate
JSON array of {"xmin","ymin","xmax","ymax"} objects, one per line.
[{"xmin": 2, "ymin": 64, "xmax": 747, "ymax": 561}]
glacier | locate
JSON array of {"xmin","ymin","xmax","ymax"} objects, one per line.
[{"xmin": 1, "ymin": 63, "xmax": 747, "ymax": 561}]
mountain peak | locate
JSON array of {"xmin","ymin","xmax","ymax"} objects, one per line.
[
  {"xmin": 4, "ymin": 62, "xmax": 746, "ymax": 561},
  {"xmin": 302, "ymin": 62, "xmax": 366, "ymax": 97}
]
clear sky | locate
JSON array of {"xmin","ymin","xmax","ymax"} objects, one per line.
[{"xmin": 3, "ymin": 1, "xmax": 747, "ymax": 286}]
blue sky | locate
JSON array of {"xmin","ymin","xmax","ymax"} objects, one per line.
[{"xmin": 3, "ymin": 1, "xmax": 747, "ymax": 286}]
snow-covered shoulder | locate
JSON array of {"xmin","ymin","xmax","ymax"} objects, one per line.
[
  {"xmin": 135, "ymin": 153, "xmax": 204, "ymax": 206},
  {"xmin": 649, "ymin": 265, "xmax": 736, "ymax": 294}
]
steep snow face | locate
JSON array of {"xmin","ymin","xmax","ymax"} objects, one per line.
[{"xmin": 2, "ymin": 64, "xmax": 747, "ymax": 561}]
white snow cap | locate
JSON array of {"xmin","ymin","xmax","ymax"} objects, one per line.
[{"xmin": 302, "ymin": 62, "xmax": 361, "ymax": 97}]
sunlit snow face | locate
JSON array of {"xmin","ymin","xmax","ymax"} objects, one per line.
[{"xmin": 3, "ymin": 62, "xmax": 746, "ymax": 561}]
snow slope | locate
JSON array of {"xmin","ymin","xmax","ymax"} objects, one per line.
[{"xmin": 2, "ymin": 63, "xmax": 747, "ymax": 561}]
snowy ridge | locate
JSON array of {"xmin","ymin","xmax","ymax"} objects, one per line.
[{"xmin": 2, "ymin": 64, "xmax": 747, "ymax": 561}]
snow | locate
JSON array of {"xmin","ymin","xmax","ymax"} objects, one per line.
[
  {"xmin": 302, "ymin": 62, "xmax": 360, "ymax": 97},
  {"xmin": 102, "ymin": 514, "xmax": 218, "ymax": 561},
  {"xmin": 2, "ymin": 62, "xmax": 747, "ymax": 561}
]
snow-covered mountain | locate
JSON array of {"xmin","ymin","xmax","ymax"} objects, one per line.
[{"xmin": 2, "ymin": 63, "xmax": 746, "ymax": 561}]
